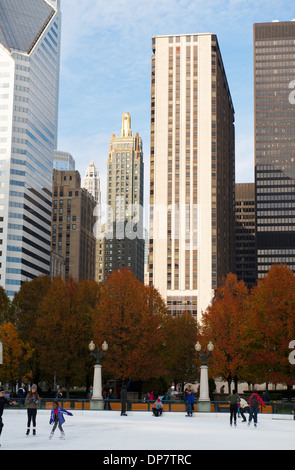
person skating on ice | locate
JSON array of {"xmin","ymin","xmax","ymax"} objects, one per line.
[
  {"xmin": 0, "ymin": 387, "xmax": 16, "ymax": 446},
  {"xmin": 25, "ymin": 384, "xmax": 39, "ymax": 436},
  {"xmin": 49, "ymin": 401, "xmax": 73, "ymax": 439}
]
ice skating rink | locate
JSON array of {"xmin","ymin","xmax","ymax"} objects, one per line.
[{"xmin": 1, "ymin": 409, "xmax": 294, "ymax": 451}]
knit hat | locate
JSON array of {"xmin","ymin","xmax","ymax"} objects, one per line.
[{"xmin": 31, "ymin": 384, "xmax": 37, "ymax": 390}]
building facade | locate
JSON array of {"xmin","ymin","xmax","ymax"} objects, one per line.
[
  {"xmin": 149, "ymin": 34, "xmax": 235, "ymax": 320},
  {"xmin": 51, "ymin": 170, "xmax": 96, "ymax": 282},
  {"xmin": 83, "ymin": 160, "xmax": 101, "ymax": 282},
  {"xmin": 235, "ymin": 183, "xmax": 256, "ymax": 288},
  {"xmin": 0, "ymin": 0, "xmax": 61, "ymax": 296},
  {"xmin": 254, "ymin": 21, "xmax": 295, "ymax": 278},
  {"xmin": 103, "ymin": 113, "xmax": 145, "ymax": 282}
]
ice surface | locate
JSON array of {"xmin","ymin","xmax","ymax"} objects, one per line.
[{"xmin": 0, "ymin": 409, "xmax": 294, "ymax": 451}]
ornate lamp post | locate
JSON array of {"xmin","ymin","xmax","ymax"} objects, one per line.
[
  {"xmin": 89, "ymin": 340, "xmax": 108, "ymax": 409},
  {"xmin": 195, "ymin": 341, "xmax": 214, "ymax": 412}
]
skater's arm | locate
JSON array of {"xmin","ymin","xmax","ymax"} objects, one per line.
[{"xmin": 60, "ymin": 407, "xmax": 73, "ymax": 416}]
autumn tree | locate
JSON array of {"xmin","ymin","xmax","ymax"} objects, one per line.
[
  {"xmin": 247, "ymin": 264, "xmax": 295, "ymax": 387},
  {"xmin": 11, "ymin": 275, "xmax": 52, "ymax": 384},
  {"xmin": 0, "ymin": 322, "xmax": 33, "ymax": 388},
  {"xmin": 0, "ymin": 286, "xmax": 12, "ymax": 325},
  {"xmin": 92, "ymin": 269, "xmax": 169, "ymax": 382},
  {"xmin": 36, "ymin": 276, "xmax": 100, "ymax": 396},
  {"xmin": 161, "ymin": 312, "xmax": 199, "ymax": 388},
  {"xmin": 200, "ymin": 273, "xmax": 250, "ymax": 392}
]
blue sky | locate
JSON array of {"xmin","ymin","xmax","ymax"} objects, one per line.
[{"xmin": 57, "ymin": 0, "xmax": 295, "ymax": 207}]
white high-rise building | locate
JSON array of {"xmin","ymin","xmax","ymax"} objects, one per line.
[
  {"xmin": 83, "ymin": 160, "xmax": 101, "ymax": 205},
  {"xmin": 83, "ymin": 160, "xmax": 101, "ymax": 283},
  {"xmin": 149, "ymin": 34, "xmax": 235, "ymax": 321},
  {"xmin": 0, "ymin": 0, "xmax": 61, "ymax": 296}
]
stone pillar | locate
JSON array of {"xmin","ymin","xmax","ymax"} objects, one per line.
[
  {"xmin": 90, "ymin": 364, "xmax": 104, "ymax": 410},
  {"xmin": 197, "ymin": 365, "xmax": 211, "ymax": 412}
]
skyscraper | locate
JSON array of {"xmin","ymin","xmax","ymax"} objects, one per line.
[
  {"xmin": 235, "ymin": 183, "xmax": 256, "ymax": 288},
  {"xmin": 53, "ymin": 150, "xmax": 75, "ymax": 171},
  {"xmin": 83, "ymin": 160, "xmax": 101, "ymax": 282},
  {"xmin": 149, "ymin": 34, "xmax": 235, "ymax": 320},
  {"xmin": 51, "ymin": 170, "xmax": 96, "ymax": 282},
  {"xmin": 254, "ymin": 21, "xmax": 295, "ymax": 278},
  {"xmin": 83, "ymin": 160, "xmax": 101, "ymax": 205},
  {"xmin": 103, "ymin": 113, "xmax": 144, "ymax": 282},
  {"xmin": 0, "ymin": 0, "xmax": 61, "ymax": 296}
]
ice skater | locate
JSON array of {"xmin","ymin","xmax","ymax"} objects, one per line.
[
  {"xmin": 49, "ymin": 401, "xmax": 73, "ymax": 439},
  {"xmin": 185, "ymin": 389, "xmax": 194, "ymax": 417},
  {"xmin": 25, "ymin": 384, "xmax": 39, "ymax": 436},
  {"xmin": 0, "ymin": 387, "xmax": 16, "ymax": 446},
  {"xmin": 239, "ymin": 397, "xmax": 250, "ymax": 422},
  {"xmin": 152, "ymin": 398, "xmax": 163, "ymax": 417},
  {"xmin": 226, "ymin": 389, "xmax": 240, "ymax": 427},
  {"xmin": 248, "ymin": 391, "xmax": 265, "ymax": 427}
]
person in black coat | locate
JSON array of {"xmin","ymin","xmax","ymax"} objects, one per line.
[
  {"xmin": 0, "ymin": 387, "xmax": 16, "ymax": 445},
  {"xmin": 120, "ymin": 385, "xmax": 127, "ymax": 416}
]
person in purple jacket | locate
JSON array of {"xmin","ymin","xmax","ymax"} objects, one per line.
[{"xmin": 49, "ymin": 401, "xmax": 73, "ymax": 439}]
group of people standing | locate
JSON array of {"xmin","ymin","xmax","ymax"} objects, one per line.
[
  {"xmin": 227, "ymin": 390, "xmax": 266, "ymax": 427},
  {"xmin": 0, "ymin": 385, "xmax": 73, "ymax": 445}
]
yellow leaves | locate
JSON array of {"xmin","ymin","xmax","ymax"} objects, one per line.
[{"xmin": 0, "ymin": 322, "xmax": 34, "ymax": 384}]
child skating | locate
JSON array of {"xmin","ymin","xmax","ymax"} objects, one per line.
[{"xmin": 49, "ymin": 401, "xmax": 73, "ymax": 439}]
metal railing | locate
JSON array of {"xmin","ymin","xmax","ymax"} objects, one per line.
[{"xmin": 6, "ymin": 397, "xmax": 295, "ymax": 415}]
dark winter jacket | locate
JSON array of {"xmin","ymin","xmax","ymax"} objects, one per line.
[
  {"xmin": 226, "ymin": 393, "xmax": 240, "ymax": 406},
  {"xmin": 49, "ymin": 406, "xmax": 73, "ymax": 425},
  {"xmin": 120, "ymin": 387, "xmax": 127, "ymax": 402},
  {"xmin": 0, "ymin": 396, "xmax": 12, "ymax": 417}
]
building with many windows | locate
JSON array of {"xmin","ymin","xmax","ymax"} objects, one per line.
[
  {"xmin": 51, "ymin": 170, "xmax": 96, "ymax": 282},
  {"xmin": 0, "ymin": 0, "xmax": 61, "ymax": 296},
  {"xmin": 53, "ymin": 150, "xmax": 75, "ymax": 171},
  {"xmin": 149, "ymin": 34, "xmax": 235, "ymax": 320},
  {"xmin": 254, "ymin": 21, "xmax": 295, "ymax": 278},
  {"xmin": 235, "ymin": 183, "xmax": 256, "ymax": 288},
  {"xmin": 103, "ymin": 113, "xmax": 144, "ymax": 282},
  {"xmin": 83, "ymin": 160, "xmax": 101, "ymax": 282}
]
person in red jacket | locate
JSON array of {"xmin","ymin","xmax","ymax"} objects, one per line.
[{"xmin": 248, "ymin": 391, "xmax": 265, "ymax": 427}]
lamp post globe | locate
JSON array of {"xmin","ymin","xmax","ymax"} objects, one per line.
[
  {"xmin": 207, "ymin": 341, "xmax": 214, "ymax": 353},
  {"xmin": 89, "ymin": 340, "xmax": 95, "ymax": 352},
  {"xmin": 195, "ymin": 341, "xmax": 201, "ymax": 352},
  {"xmin": 102, "ymin": 340, "xmax": 108, "ymax": 352}
]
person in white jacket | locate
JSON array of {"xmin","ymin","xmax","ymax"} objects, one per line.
[{"xmin": 239, "ymin": 397, "xmax": 249, "ymax": 422}]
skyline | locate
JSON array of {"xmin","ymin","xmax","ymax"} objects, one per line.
[{"xmin": 57, "ymin": 0, "xmax": 295, "ymax": 209}]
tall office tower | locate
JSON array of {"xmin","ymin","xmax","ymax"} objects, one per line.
[
  {"xmin": 254, "ymin": 21, "xmax": 295, "ymax": 278},
  {"xmin": 0, "ymin": 0, "xmax": 61, "ymax": 296},
  {"xmin": 51, "ymin": 170, "xmax": 96, "ymax": 282},
  {"xmin": 54, "ymin": 150, "xmax": 75, "ymax": 171},
  {"xmin": 83, "ymin": 160, "xmax": 101, "ymax": 282},
  {"xmin": 235, "ymin": 183, "xmax": 257, "ymax": 288},
  {"xmin": 104, "ymin": 113, "xmax": 144, "ymax": 282},
  {"xmin": 149, "ymin": 34, "xmax": 235, "ymax": 320}
]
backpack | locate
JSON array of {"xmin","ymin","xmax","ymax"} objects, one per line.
[{"xmin": 251, "ymin": 394, "xmax": 258, "ymax": 407}]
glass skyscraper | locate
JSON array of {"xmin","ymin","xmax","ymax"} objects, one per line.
[
  {"xmin": 0, "ymin": 0, "xmax": 61, "ymax": 296},
  {"xmin": 254, "ymin": 21, "xmax": 295, "ymax": 278}
]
